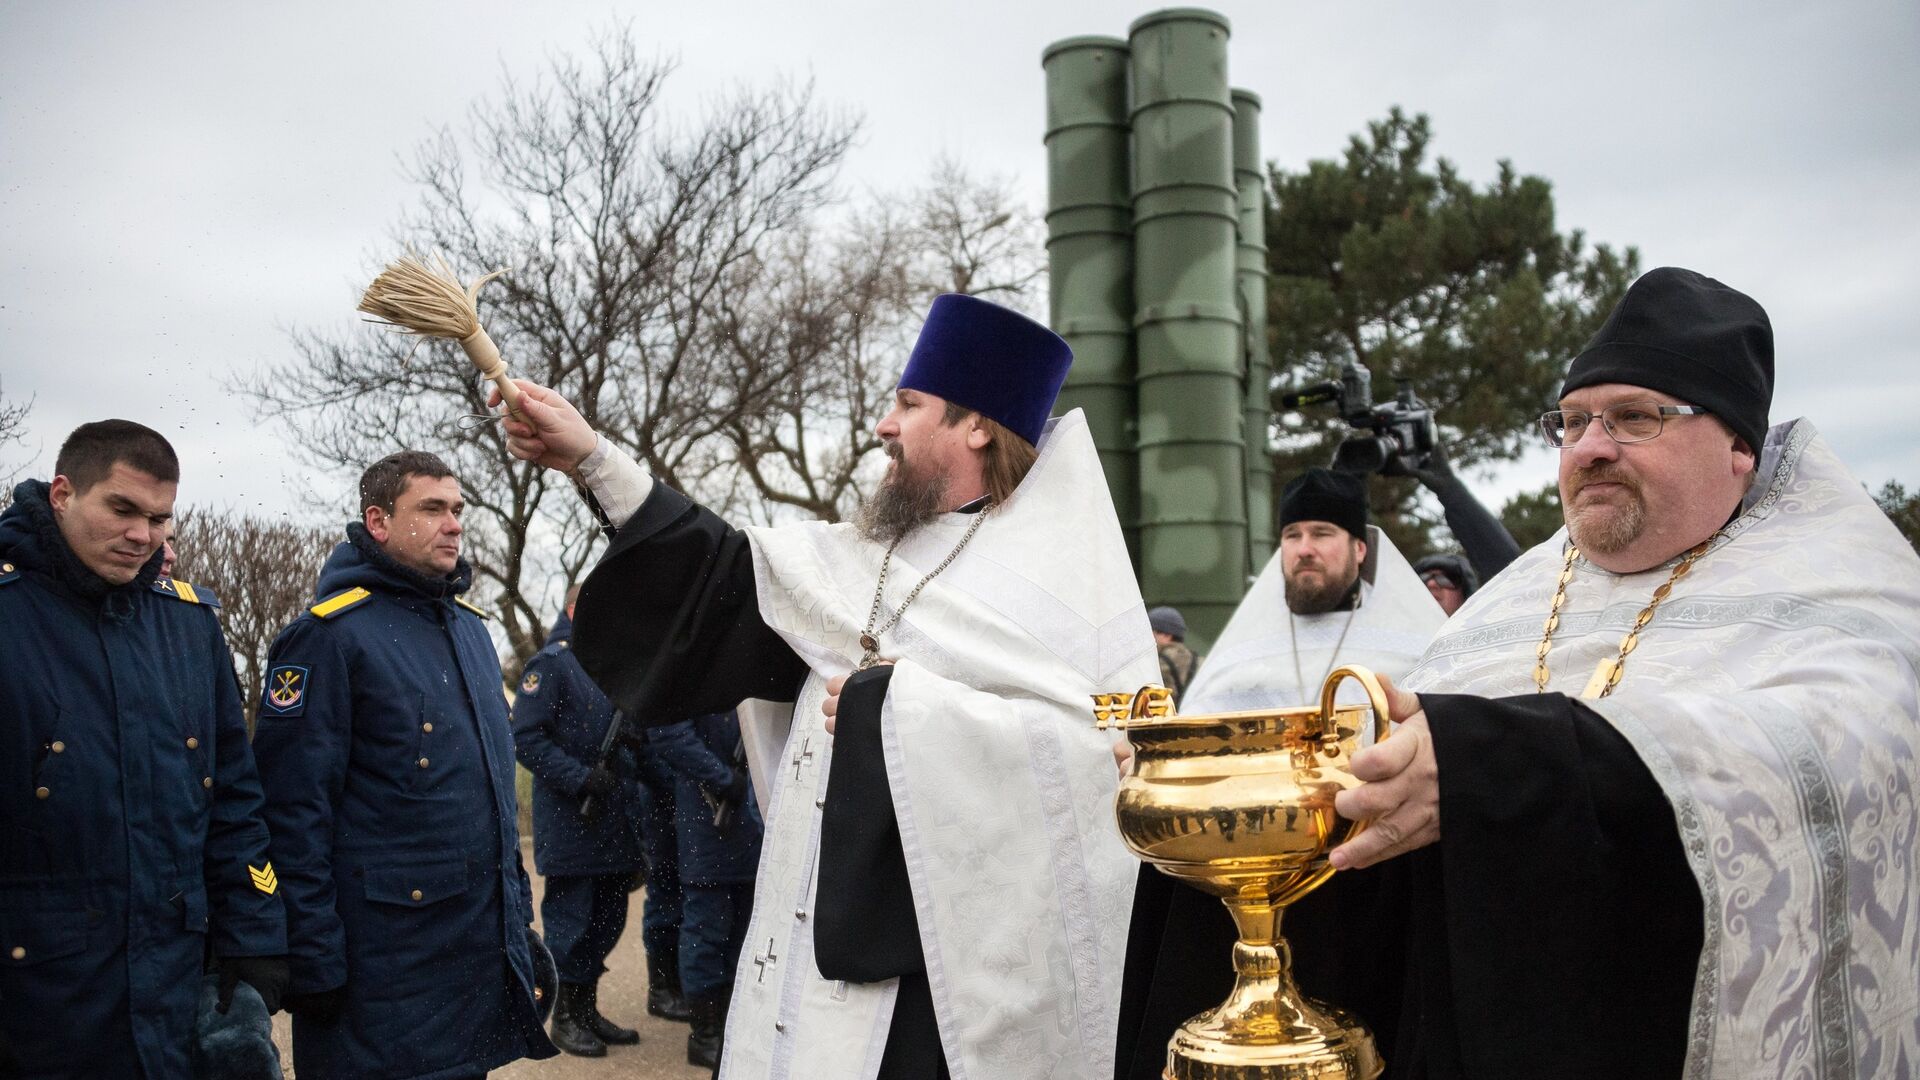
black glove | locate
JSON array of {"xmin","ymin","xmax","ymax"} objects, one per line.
[
  {"xmin": 580, "ymin": 765, "xmax": 619, "ymax": 802},
  {"xmin": 216, "ymin": 954, "xmax": 289, "ymax": 1015},
  {"xmin": 283, "ymin": 985, "xmax": 347, "ymax": 1024},
  {"xmin": 1383, "ymin": 439, "xmax": 1457, "ymax": 490}
]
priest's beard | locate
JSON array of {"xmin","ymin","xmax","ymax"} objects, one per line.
[
  {"xmin": 1284, "ymin": 555, "xmax": 1361, "ymax": 614},
  {"xmin": 1564, "ymin": 464, "xmax": 1646, "ymax": 556},
  {"xmin": 856, "ymin": 442, "xmax": 949, "ymax": 545}
]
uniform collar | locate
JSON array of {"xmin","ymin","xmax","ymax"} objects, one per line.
[{"xmin": 313, "ymin": 522, "xmax": 474, "ymax": 603}]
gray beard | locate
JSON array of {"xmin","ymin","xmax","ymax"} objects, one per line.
[{"xmin": 856, "ymin": 469, "xmax": 949, "ymax": 546}]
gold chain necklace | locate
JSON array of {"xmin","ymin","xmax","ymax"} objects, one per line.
[
  {"xmin": 858, "ymin": 505, "xmax": 991, "ymax": 670},
  {"xmin": 1533, "ymin": 538, "xmax": 1712, "ymax": 699}
]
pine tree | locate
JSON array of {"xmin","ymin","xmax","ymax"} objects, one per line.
[{"xmin": 1265, "ymin": 108, "xmax": 1638, "ymax": 557}]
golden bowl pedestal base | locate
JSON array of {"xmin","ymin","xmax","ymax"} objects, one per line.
[{"xmin": 1163, "ymin": 932, "xmax": 1380, "ymax": 1080}]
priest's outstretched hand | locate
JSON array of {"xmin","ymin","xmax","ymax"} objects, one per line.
[
  {"xmin": 490, "ymin": 379, "xmax": 597, "ymax": 472},
  {"xmin": 1328, "ymin": 673, "xmax": 1439, "ymax": 870},
  {"xmin": 821, "ymin": 663, "xmax": 891, "ymax": 735}
]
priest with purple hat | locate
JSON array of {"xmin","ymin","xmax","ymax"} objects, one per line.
[{"xmin": 494, "ymin": 293, "xmax": 1159, "ymax": 1080}]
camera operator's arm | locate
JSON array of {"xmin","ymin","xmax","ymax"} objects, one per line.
[{"xmin": 1394, "ymin": 443, "xmax": 1521, "ymax": 581}]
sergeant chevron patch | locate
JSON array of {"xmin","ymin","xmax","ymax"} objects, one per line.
[{"xmin": 248, "ymin": 863, "xmax": 278, "ymax": 895}]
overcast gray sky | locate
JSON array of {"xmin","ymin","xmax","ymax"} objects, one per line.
[{"xmin": 3, "ymin": 0, "xmax": 1916, "ymax": 522}]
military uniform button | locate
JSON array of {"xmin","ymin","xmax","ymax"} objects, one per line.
[
  {"xmin": 411, "ymin": 889, "xmax": 424, "ymax": 901},
  {"xmin": 202, "ymin": 776, "xmax": 214, "ymax": 789},
  {"xmin": 9, "ymin": 946, "xmax": 23, "ymax": 960},
  {"xmin": 49, "ymin": 741, "xmax": 64, "ymax": 754},
  {"xmin": 1, "ymin": 563, "xmax": 12, "ymax": 572},
  {"xmin": 422, "ymin": 722, "xmax": 433, "ymax": 733},
  {"xmin": 34, "ymin": 787, "xmax": 49, "ymax": 800},
  {"xmin": 774, "ymin": 1021, "xmax": 786, "ymax": 1032},
  {"xmin": 795, "ymin": 909, "xmax": 808, "ymax": 921},
  {"xmin": 815, "ymin": 797, "xmax": 825, "ymax": 809},
  {"xmin": 418, "ymin": 757, "xmax": 430, "ymax": 768},
  {"xmin": 186, "ymin": 737, "xmax": 199, "ymax": 749}
]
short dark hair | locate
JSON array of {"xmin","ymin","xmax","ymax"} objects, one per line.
[
  {"xmin": 359, "ymin": 450, "xmax": 457, "ymax": 514},
  {"xmin": 54, "ymin": 419, "xmax": 180, "ymax": 492}
]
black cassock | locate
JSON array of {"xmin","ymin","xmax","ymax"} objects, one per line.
[
  {"xmin": 1115, "ymin": 693, "xmax": 1705, "ymax": 1080},
  {"xmin": 572, "ymin": 483, "xmax": 951, "ymax": 1079}
]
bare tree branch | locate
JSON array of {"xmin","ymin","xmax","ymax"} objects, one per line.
[
  {"xmin": 168, "ymin": 509, "xmax": 338, "ymax": 732},
  {"xmin": 233, "ymin": 26, "xmax": 860, "ymax": 664},
  {"xmin": 908, "ymin": 156, "xmax": 1048, "ymax": 312},
  {"xmin": 0, "ymin": 379, "xmax": 34, "ymax": 499}
]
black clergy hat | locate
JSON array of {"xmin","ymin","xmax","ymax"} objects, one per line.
[
  {"xmin": 1561, "ymin": 267, "xmax": 1774, "ymax": 451},
  {"xmin": 1279, "ymin": 468, "xmax": 1368, "ymax": 539}
]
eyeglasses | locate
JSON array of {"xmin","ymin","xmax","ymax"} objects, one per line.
[{"xmin": 1537, "ymin": 402, "xmax": 1711, "ymax": 448}]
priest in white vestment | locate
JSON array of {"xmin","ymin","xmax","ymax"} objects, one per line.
[
  {"xmin": 1116, "ymin": 267, "xmax": 1920, "ymax": 1079},
  {"xmin": 497, "ymin": 294, "xmax": 1156, "ymax": 1080},
  {"xmin": 1179, "ymin": 467, "xmax": 1445, "ymax": 717}
]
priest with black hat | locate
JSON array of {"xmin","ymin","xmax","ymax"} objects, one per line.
[
  {"xmin": 493, "ymin": 294, "xmax": 1158, "ymax": 1080},
  {"xmin": 1172, "ymin": 467, "xmax": 1443, "ymax": 717},
  {"xmin": 1116, "ymin": 266, "xmax": 1920, "ymax": 1079},
  {"xmin": 1114, "ymin": 466, "xmax": 1442, "ymax": 1080}
]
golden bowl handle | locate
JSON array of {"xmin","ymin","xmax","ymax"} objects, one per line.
[
  {"xmin": 1317, "ymin": 665, "xmax": 1392, "ymax": 866},
  {"xmin": 1319, "ymin": 664, "xmax": 1391, "ymax": 747}
]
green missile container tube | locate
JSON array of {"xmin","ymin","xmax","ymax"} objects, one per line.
[
  {"xmin": 1128, "ymin": 7, "xmax": 1246, "ymax": 649},
  {"xmin": 1233, "ymin": 87, "xmax": 1274, "ymax": 571},
  {"xmin": 1043, "ymin": 35, "xmax": 1138, "ymax": 559}
]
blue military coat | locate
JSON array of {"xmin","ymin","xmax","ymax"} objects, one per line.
[
  {"xmin": 250, "ymin": 525, "xmax": 554, "ymax": 1079},
  {"xmin": 648, "ymin": 713, "xmax": 763, "ymax": 886},
  {"xmin": 0, "ymin": 481, "xmax": 285, "ymax": 1079},
  {"xmin": 510, "ymin": 614, "xmax": 645, "ymax": 878}
]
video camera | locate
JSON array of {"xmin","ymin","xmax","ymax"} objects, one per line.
[{"xmin": 1278, "ymin": 360, "xmax": 1437, "ymax": 477}]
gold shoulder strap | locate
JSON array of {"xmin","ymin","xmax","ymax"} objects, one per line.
[{"xmin": 310, "ymin": 587, "xmax": 373, "ymax": 619}]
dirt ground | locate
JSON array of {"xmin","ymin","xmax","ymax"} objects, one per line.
[{"xmin": 270, "ymin": 841, "xmax": 711, "ymax": 1079}]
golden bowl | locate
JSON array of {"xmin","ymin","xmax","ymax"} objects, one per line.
[{"xmin": 1098, "ymin": 666, "xmax": 1390, "ymax": 1080}]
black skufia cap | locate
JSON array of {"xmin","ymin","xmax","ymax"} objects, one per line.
[
  {"xmin": 1280, "ymin": 468, "xmax": 1368, "ymax": 540},
  {"xmin": 1561, "ymin": 267, "xmax": 1774, "ymax": 451}
]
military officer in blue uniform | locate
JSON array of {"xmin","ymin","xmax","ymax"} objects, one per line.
[
  {"xmin": 511, "ymin": 587, "xmax": 647, "ymax": 1057},
  {"xmin": 251, "ymin": 450, "xmax": 556, "ymax": 1079},
  {"xmin": 0, "ymin": 420, "xmax": 287, "ymax": 1078},
  {"xmin": 648, "ymin": 711, "xmax": 763, "ymax": 1071}
]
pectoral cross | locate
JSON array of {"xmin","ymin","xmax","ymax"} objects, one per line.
[
  {"xmin": 752, "ymin": 937, "xmax": 779, "ymax": 983},
  {"xmin": 791, "ymin": 737, "xmax": 814, "ymax": 782}
]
